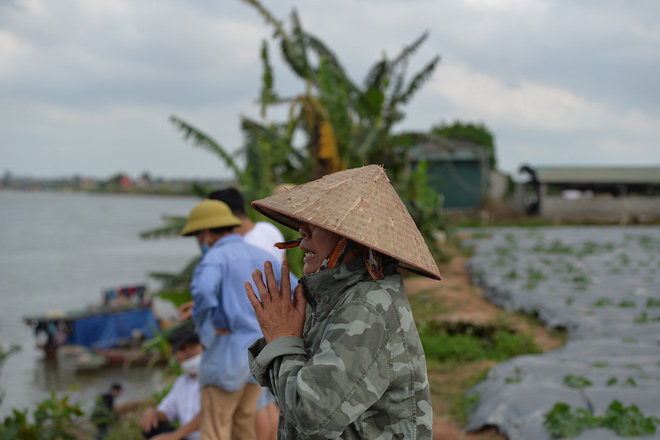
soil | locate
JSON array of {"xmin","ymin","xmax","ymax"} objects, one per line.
[{"xmin": 405, "ymin": 250, "xmax": 566, "ymax": 440}]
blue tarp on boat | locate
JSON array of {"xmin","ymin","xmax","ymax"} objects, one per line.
[{"xmin": 70, "ymin": 308, "xmax": 159, "ymax": 349}]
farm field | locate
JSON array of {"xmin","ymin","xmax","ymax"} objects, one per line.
[{"xmin": 463, "ymin": 226, "xmax": 660, "ymax": 439}]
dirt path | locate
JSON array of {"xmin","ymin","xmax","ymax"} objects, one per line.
[{"xmin": 404, "ymin": 252, "xmax": 565, "ymax": 440}]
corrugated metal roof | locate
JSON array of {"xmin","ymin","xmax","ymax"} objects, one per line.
[{"xmin": 535, "ymin": 166, "xmax": 660, "ymax": 184}]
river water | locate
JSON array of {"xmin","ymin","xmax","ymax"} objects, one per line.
[{"xmin": 0, "ymin": 190, "xmax": 201, "ymax": 417}]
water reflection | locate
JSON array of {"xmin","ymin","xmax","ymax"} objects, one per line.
[{"xmin": 31, "ymin": 355, "xmax": 169, "ymax": 410}]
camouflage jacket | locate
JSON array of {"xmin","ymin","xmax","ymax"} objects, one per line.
[{"xmin": 249, "ymin": 258, "xmax": 433, "ymax": 439}]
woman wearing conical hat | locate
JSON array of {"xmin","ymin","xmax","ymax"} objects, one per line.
[{"xmin": 245, "ymin": 165, "xmax": 439, "ymax": 439}]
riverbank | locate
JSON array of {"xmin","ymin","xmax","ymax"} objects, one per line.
[
  {"xmin": 462, "ymin": 226, "xmax": 660, "ymax": 439},
  {"xmin": 88, "ymin": 235, "xmax": 564, "ymax": 440}
]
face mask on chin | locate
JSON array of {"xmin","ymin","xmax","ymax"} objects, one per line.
[
  {"xmin": 180, "ymin": 353, "xmax": 201, "ymax": 377},
  {"xmin": 198, "ymin": 232, "xmax": 210, "ymax": 256}
]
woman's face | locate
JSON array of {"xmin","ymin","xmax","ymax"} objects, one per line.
[{"xmin": 299, "ymin": 224, "xmax": 342, "ymax": 275}]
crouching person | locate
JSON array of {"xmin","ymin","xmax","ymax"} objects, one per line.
[{"xmin": 140, "ymin": 327, "xmax": 202, "ymax": 440}]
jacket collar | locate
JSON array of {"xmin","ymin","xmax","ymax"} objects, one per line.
[{"xmin": 301, "ymin": 257, "xmax": 398, "ymax": 314}]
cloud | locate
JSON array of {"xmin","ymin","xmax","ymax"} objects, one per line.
[
  {"xmin": 430, "ymin": 62, "xmax": 659, "ymax": 136},
  {"xmin": 500, "ymin": 131, "xmax": 660, "ymax": 177},
  {"xmin": 0, "ymin": 29, "xmax": 30, "ymax": 79},
  {"xmin": 1, "ymin": 0, "xmax": 659, "ymax": 180},
  {"xmin": 424, "ymin": 57, "xmax": 660, "ymax": 176},
  {"xmin": 0, "ymin": 95, "xmax": 247, "ymax": 179},
  {"xmin": 0, "ymin": 0, "xmax": 265, "ymax": 108}
]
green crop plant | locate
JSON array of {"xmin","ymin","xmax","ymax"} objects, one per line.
[
  {"xmin": 623, "ymin": 378, "xmax": 638, "ymax": 388},
  {"xmin": 618, "ymin": 253, "xmax": 631, "ymax": 266},
  {"xmin": 494, "ymin": 246, "xmax": 514, "ymax": 257},
  {"xmin": 647, "ymin": 298, "xmax": 660, "ymax": 307},
  {"xmin": 618, "ymin": 300, "xmax": 636, "ymax": 308},
  {"xmin": 524, "ymin": 266, "xmax": 547, "ymax": 290},
  {"xmin": 576, "ymin": 241, "xmax": 615, "ymax": 257},
  {"xmin": 571, "ymin": 271, "xmax": 592, "ymax": 291},
  {"xmin": 532, "ymin": 239, "xmax": 574, "ymax": 254},
  {"xmin": 544, "ymin": 400, "xmax": 659, "ymax": 438},
  {"xmin": 592, "ymin": 298, "xmax": 614, "ymax": 307},
  {"xmin": 504, "ymin": 233, "xmax": 517, "ymax": 247},
  {"xmin": 540, "ymin": 257, "xmax": 553, "ymax": 266},
  {"xmin": 563, "ymin": 375, "xmax": 593, "ymax": 389},
  {"xmin": 505, "ymin": 367, "xmax": 523, "ymax": 384},
  {"xmin": 544, "ymin": 403, "xmax": 596, "ymax": 438},
  {"xmin": 602, "ymin": 401, "xmax": 659, "ymax": 436}
]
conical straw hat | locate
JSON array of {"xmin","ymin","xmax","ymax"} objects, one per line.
[{"xmin": 251, "ymin": 165, "xmax": 441, "ymax": 280}]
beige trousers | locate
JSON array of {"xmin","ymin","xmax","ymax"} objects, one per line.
[{"xmin": 200, "ymin": 383, "xmax": 261, "ymax": 440}]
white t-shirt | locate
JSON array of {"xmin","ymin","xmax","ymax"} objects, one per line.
[
  {"xmin": 157, "ymin": 374, "xmax": 200, "ymax": 439},
  {"xmin": 244, "ymin": 221, "xmax": 286, "ymax": 263}
]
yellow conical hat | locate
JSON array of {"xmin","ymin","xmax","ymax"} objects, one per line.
[{"xmin": 251, "ymin": 165, "xmax": 441, "ymax": 280}]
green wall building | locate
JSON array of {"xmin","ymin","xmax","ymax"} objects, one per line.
[{"xmin": 409, "ymin": 139, "xmax": 491, "ymax": 209}]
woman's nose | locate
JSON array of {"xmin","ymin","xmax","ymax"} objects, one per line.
[{"xmin": 299, "ymin": 223, "xmax": 310, "ymax": 237}]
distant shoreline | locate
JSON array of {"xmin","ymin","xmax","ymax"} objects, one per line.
[{"xmin": 0, "ymin": 186, "xmax": 235, "ymax": 198}]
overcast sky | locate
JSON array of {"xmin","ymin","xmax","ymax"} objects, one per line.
[{"xmin": 1, "ymin": 0, "xmax": 658, "ymax": 181}]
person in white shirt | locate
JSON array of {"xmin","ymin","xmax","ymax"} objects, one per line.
[{"xmin": 140, "ymin": 327, "xmax": 202, "ymax": 440}]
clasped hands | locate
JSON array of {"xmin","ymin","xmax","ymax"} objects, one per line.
[{"xmin": 245, "ymin": 261, "xmax": 307, "ymax": 344}]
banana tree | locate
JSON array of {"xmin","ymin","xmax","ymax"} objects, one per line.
[
  {"xmin": 152, "ymin": 0, "xmax": 448, "ymax": 291},
  {"xmin": 242, "ymin": 0, "xmax": 440, "ymax": 177},
  {"xmin": 241, "ymin": 0, "xmax": 446, "ymax": 243}
]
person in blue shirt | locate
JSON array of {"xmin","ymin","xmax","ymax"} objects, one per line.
[{"xmin": 181, "ymin": 199, "xmax": 293, "ymax": 440}]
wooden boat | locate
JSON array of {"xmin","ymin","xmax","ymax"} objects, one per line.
[{"xmin": 23, "ymin": 284, "xmax": 163, "ymax": 368}]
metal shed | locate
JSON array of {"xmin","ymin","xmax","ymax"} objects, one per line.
[
  {"xmin": 409, "ymin": 140, "xmax": 490, "ymax": 209},
  {"xmin": 520, "ymin": 165, "xmax": 660, "ymax": 221}
]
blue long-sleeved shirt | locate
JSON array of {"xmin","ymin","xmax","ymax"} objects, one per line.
[{"xmin": 190, "ymin": 233, "xmax": 296, "ymax": 391}]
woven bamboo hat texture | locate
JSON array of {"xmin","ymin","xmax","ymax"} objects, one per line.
[{"xmin": 251, "ymin": 165, "xmax": 441, "ymax": 280}]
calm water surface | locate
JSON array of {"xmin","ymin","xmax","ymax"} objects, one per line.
[{"xmin": 0, "ymin": 190, "xmax": 200, "ymax": 417}]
